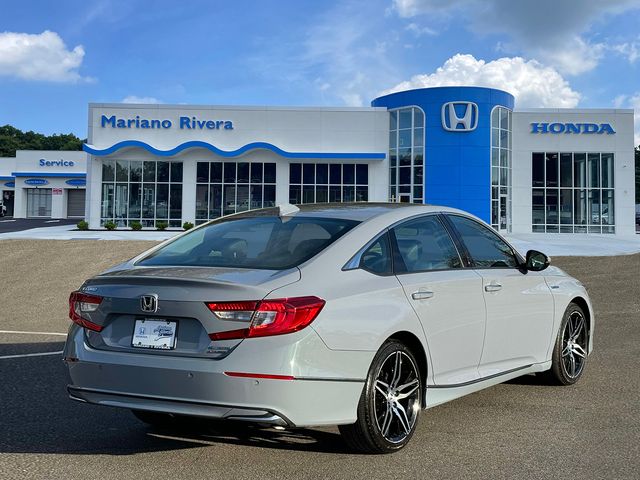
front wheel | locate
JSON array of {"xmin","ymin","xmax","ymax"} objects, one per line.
[
  {"xmin": 547, "ymin": 303, "xmax": 589, "ymax": 385},
  {"xmin": 339, "ymin": 340, "xmax": 423, "ymax": 453}
]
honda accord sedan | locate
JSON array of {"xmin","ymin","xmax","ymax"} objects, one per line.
[{"xmin": 64, "ymin": 203, "xmax": 593, "ymax": 453}]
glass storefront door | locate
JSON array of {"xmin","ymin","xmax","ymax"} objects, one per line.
[{"xmin": 26, "ymin": 188, "xmax": 52, "ymax": 217}]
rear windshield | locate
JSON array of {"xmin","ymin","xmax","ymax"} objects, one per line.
[{"xmin": 137, "ymin": 216, "xmax": 359, "ymax": 270}]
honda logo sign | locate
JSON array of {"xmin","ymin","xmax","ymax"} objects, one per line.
[
  {"xmin": 140, "ymin": 294, "xmax": 158, "ymax": 313},
  {"xmin": 441, "ymin": 101, "xmax": 478, "ymax": 132}
]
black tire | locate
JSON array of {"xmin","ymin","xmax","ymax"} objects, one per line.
[
  {"xmin": 131, "ymin": 409, "xmax": 177, "ymax": 427},
  {"xmin": 339, "ymin": 340, "xmax": 423, "ymax": 454},
  {"xmin": 547, "ymin": 303, "xmax": 589, "ymax": 385}
]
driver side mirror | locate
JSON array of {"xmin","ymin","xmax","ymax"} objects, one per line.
[{"xmin": 525, "ymin": 250, "xmax": 550, "ymax": 271}]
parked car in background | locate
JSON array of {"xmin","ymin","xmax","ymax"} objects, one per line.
[{"xmin": 64, "ymin": 203, "xmax": 594, "ymax": 453}]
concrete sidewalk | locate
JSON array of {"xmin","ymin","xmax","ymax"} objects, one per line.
[{"xmin": 0, "ymin": 223, "xmax": 179, "ymax": 241}]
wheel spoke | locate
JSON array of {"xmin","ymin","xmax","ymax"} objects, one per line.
[
  {"xmin": 392, "ymin": 402, "xmax": 411, "ymax": 435},
  {"xmin": 375, "ymin": 381, "xmax": 389, "ymax": 397},
  {"xmin": 396, "ymin": 379, "xmax": 419, "ymax": 400},
  {"xmin": 573, "ymin": 344, "xmax": 587, "ymax": 358},
  {"xmin": 571, "ymin": 317, "xmax": 585, "ymax": 341},
  {"xmin": 390, "ymin": 352, "xmax": 402, "ymax": 389},
  {"xmin": 380, "ymin": 404, "xmax": 392, "ymax": 436},
  {"xmin": 562, "ymin": 343, "xmax": 571, "ymax": 357},
  {"xmin": 569, "ymin": 353, "xmax": 576, "ymax": 377}
]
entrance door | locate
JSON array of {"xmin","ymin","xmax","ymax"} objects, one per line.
[
  {"xmin": 67, "ymin": 189, "xmax": 86, "ymax": 217},
  {"xmin": 2, "ymin": 191, "xmax": 14, "ymax": 216},
  {"xmin": 27, "ymin": 188, "xmax": 52, "ymax": 217},
  {"xmin": 499, "ymin": 194, "xmax": 508, "ymax": 231}
]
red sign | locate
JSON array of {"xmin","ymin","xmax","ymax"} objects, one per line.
[{"xmin": 52, "ymin": 188, "xmax": 63, "ymax": 195}]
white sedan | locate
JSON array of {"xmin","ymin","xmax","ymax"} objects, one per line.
[{"xmin": 64, "ymin": 203, "xmax": 593, "ymax": 453}]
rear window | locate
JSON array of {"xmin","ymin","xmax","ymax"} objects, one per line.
[{"xmin": 137, "ymin": 216, "xmax": 359, "ymax": 270}]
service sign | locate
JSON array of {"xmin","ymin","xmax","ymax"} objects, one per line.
[
  {"xmin": 24, "ymin": 178, "xmax": 49, "ymax": 186},
  {"xmin": 66, "ymin": 179, "xmax": 86, "ymax": 186}
]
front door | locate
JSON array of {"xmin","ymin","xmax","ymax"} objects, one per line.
[
  {"xmin": 499, "ymin": 194, "xmax": 508, "ymax": 231},
  {"xmin": 445, "ymin": 214, "xmax": 555, "ymax": 376},
  {"xmin": 26, "ymin": 188, "xmax": 52, "ymax": 217},
  {"xmin": 391, "ymin": 214, "xmax": 485, "ymax": 385}
]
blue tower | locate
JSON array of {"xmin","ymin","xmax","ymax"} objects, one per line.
[{"xmin": 372, "ymin": 87, "xmax": 515, "ymax": 227}]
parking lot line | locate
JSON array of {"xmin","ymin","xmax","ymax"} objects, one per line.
[
  {"xmin": 0, "ymin": 330, "xmax": 67, "ymax": 336},
  {"xmin": 0, "ymin": 351, "xmax": 63, "ymax": 360}
]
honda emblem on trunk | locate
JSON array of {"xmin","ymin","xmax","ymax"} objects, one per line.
[{"xmin": 140, "ymin": 294, "xmax": 158, "ymax": 313}]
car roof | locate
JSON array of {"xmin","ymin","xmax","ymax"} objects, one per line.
[
  {"xmin": 291, "ymin": 203, "xmax": 465, "ymax": 222},
  {"xmin": 220, "ymin": 203, "xmax": 472, "ymax": 224}
]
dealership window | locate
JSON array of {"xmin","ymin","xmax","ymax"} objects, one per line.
[
  {"xmin": 289, "ymin": 163, "xmax": 368, "ymax": 204},
  {"xmin": 101, "ymin": 159, "xmax": 183, "ymax": 228},
  {"xmin": 388, "ymin": 106, "xmax": 424, "ymax": 204},
  {"xmin": 491, "ymin": 106, "xmax": 512, "ymax": 232},
  {"xmin": 195, "ymin": 161, "xmax": 276, "ymax": 224},
  {"xmin": 531, "ymin": 152, "xmax": 614, "ymax": 233}
]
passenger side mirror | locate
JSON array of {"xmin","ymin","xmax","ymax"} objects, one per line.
[{"xmin": 525, "ymin": 250, "xmax": 550, "ymax": 271}]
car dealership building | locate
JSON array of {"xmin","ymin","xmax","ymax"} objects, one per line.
[
  {"xmin": 0, "ymin": 150, "xmax": 86, "ymax": 219},
  {"xmin": 4, "ymin": 86, "xmax": 636, "ymax": 234}
]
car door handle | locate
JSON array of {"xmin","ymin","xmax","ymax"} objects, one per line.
[
  {"xmin": 484, "ymin": 283, "xmax": 502, "ymax": 292},
  {"xmin": 411, "ymin": 291, "xmax": 434, "ymax": 300}
]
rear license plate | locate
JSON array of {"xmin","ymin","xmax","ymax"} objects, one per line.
[{"xmin": 132, "ymin": 319, "xmax": 177, "ymax": 350}]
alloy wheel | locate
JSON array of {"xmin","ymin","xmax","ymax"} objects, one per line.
[
  {"xmin": 561, "ymin": 310, "xmax": 588, "ymax": 379},
  {"xmin": 373, "ymin": 350, "xmax": 421, "ymax": 443}
]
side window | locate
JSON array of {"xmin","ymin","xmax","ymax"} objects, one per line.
[
  {"xmin": 359, "ymin": 233, "xmax": 392, "ymax": 275},
  {"xmin": 447, "ymin": 215, "xmax": 518, "ymax": 268},
  {"xmin": 391, "ymin": 216, "xmax": 462, "ymax": 273}
]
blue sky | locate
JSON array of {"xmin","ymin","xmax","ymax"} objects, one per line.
[{"xmin": 0, "ymin": 0, "xmax": 639, "ymax": 143}]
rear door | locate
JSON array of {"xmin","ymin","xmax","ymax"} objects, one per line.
[
  {"xmin": 444, "ymin": 214, "xmax": 555, "ymax": 376},
  {"xmin": 391, "ymin": 214, "xmax": 486, "ymax": 386}
]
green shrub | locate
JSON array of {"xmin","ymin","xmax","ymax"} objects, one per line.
[
  {"xmin": 76, "ymin": 220, "xmax": 89, "ymax": 231},
  {"xmin": 156, "ymin": 221, "xmax": 168, "ymax": 231},
  {"xmin": 103, "ymin": 221, "xmax": 117, "ymax": 231},
  {"xmin": 130, "ymin": 221, "xmax": 142, "ymax": 231},
  {"xmin": 183, "ymin": 221, "xmax": 194, "ymax": 231}
]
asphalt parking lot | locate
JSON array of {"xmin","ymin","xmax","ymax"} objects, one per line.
[
  {"xmin": 0, "ymin": 240, "xmax": 639, "ymax": 480},
  {"xmin": 0, "ymin": 217, "xmax": 79, "ymax": 234}
]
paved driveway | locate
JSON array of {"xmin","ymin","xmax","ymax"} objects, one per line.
[
  {"xmin": 0, "ymin": 217, "xmax": 78, "ymax": 234},
  {"xmin": 0, "ymin": 240, "xmax": 638, "ymax": 480}
]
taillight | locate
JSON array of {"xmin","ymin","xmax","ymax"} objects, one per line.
[
  {"xmin": 207, "ymin": 296, "xmax": 325, "ymax": 341},
  {"xmin": 69, "ymin": 291, "xmax": 104, "ymax": 332}
]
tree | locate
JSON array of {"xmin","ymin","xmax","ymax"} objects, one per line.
[{"xmin": 0, "ymin": 124, "xmax": 84, "ymax": 157}]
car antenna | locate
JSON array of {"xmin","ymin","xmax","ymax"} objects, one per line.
[{"xmin": 278, "ymin": 203, "xmax": 300, "ymax": 218}]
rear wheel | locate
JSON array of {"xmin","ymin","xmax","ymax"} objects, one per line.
[
  {"xmin": 339, "ymin": 340, "xmax": 422, "ymax": 453},
  {"xmin": 547, "ymin": 303, "xmax": 589, "ymax": 385}
]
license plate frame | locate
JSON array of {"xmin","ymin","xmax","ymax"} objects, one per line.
[{"xmin": 131, "ymin": 318, "xmax": 177, "ymax": 350}]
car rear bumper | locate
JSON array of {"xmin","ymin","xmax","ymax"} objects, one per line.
[{"xmin": 63, "ymin": 325, "xmax": 370, "ymax": 427}]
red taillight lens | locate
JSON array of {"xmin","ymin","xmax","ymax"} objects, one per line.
[
  {"xmin": 69, "ymin": 291, "xmax": 104, "ymax": 332},
  {"xmin": 207, "ymin": 296, "xmax": 325, "ymax": 341}
]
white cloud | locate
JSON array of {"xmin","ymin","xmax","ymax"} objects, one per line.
[
  {"xmin": 122, "ymin": 95, "xmax": 162, "ymax": 104},
  {"xmin": 381, "ymin": 54, "xmax": 581, "ymax": 108},
  {"xmin": 295, "ymin": 2, "xmax": 400, "ymax": 107},
  {"xmin": 405, "ymin": 22, "xmax": 437, "ymax": 37},
  {"xmin": 391, "ymin": 0, "xmax": 640, "ymax": 75},
  {"xmin": 611, "ymin": 40, "xmax": 640, "ymax": 64},
  {"xmin": 0, "ymin": 30, "xmax": 90, "ymax": 83}
]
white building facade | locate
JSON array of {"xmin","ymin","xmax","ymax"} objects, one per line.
[
  {"xmin": 0, "ymin": 150, "xmax": 87, "ymax": 219},
  {"xmin": 6, "ymin": 88, "xmax": 634, "ymax": 234},
  {"xmin": 85, "ymin": 104, "xmax": 389, "ymax": 229}
]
